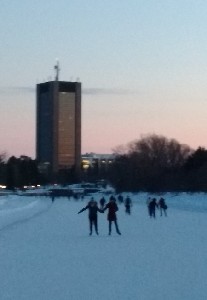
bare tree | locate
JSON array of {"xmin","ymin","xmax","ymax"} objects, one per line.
[
  {"xmin": 110, "ymin": 134, "xmax": 192, "ymax": 192},
  {"xmin": 0, "ymin": 152, "xmax": 7, "ymax": 164},
  {"xmin": 128, "ymin": 134, "xmax": 191, "ymax": 170}
]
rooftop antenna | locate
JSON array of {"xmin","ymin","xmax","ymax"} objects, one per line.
[{"xmin": 54, "ymin": 59, "xmax": 60, "ymax": 81}]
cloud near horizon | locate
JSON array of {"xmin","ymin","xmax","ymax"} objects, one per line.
[
  {"xmin": 0, "ymin": 86, "xmax": 136, "ymax": 97},
  {"xmin": 83, "ymin": 87, "xmax": 135, "ymax": 96}
]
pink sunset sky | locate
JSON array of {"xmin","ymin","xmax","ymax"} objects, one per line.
[{"xmin": 1, "ymin": 1, "xmax": 207, "ymax": 158}]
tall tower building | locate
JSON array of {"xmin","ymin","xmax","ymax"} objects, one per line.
[{"xmin": 36, "ymin": 79, "xmax": 81, "ymax": 179}]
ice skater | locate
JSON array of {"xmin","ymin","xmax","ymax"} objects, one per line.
[
  {"xmin": 149, "ymin": 198, "xmax": 158, "ymax": 218},
  {"xmin": 99, "ymin": 197, "xmax": 106, "ymax": 210},
  {"xmin": 78, "ymin": 198, "xmax": 103, "ymax": 235},
  {"xmin": 124, "ymin": 196, "xmax": 132, "ymax": 215},
  {"xmin": 103, "ymin": 197, "xmax": 121, "ymax": 235},
  {"xmin": 158, "ymin": 197, "xmax": 167, "ymax": 217},
  {"xmin": 146, "ymin": 197, "xmax": 151, "ymax": 216}
]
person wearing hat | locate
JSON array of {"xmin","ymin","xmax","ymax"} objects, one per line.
[{"xmin": 78, "ymin": 198, "xmax": 103, "ymax": 235}]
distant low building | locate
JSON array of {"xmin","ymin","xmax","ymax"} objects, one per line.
[{"xmin": 81, "ymin": 153, "xmax": 116, "ymax": 170}]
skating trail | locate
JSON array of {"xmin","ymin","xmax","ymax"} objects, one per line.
[{"xmin": 0, "ymin": 194, "xmax": 206, "ymax": 300}]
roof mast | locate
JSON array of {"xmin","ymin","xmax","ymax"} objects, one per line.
[{"xmin": 54, "ymin": 59, "xmax": 60, "ymax": 81}]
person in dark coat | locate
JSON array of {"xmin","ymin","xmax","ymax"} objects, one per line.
[
  {"xmin": 125, "ymin": 196, "xmax": 132, "ymax": 215},
  {"xmin": 158, "ymin": 197, "xmax": 167, "ymax": 217},
  {"xmin": 103, "ymin": 198, "xmax": 121, "ymax": 235},
  {"xmin": 78, "ymin": 198, "xmax": 103, "ymax": 235},
  {"xmin": 109, "ymin": 195, "xmax": 117, "ymax": 202},
  {"xmin": 99, "ymin": 197, "xmax": 106, "ymax": 210},
  {"xmin": 146, "ymin": 197, "xmax": 151, "ymax": 216},
  {"xmin": 117, "ymin": 194, "xmax": 124, "ymax": 204},
  {"xmin": 149, "ymin": 198, "xmax": 158, "ymax": 218}
]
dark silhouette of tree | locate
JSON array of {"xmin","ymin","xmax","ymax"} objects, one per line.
[
  {"xmin": 108, "ymin": 154, "xmax": 131, "ymax": 192},
  {"xmin": 0, "ymin": 153, "xmax": 7, "ymax": 185},
  {"xmin": 184, "ymin": 147, "xmax": 207, "ymax": 170},
  {"xmin": 183, "ymin": 147, "xmax": 207, "ymax": 191},
  {"xmin": 18, "ymin": 156, "xmax": 39, "ymax": 186},
  {"xmin": 5, "ymin": 156, "xmax": 40, "ymax": 189},
  {"xmin": 6, "ymin": 156, "xmax": 19, "ymax": 189},
  {"xmin": 109, "ymin": 134, "xmax": 192, "ymax": 192}
]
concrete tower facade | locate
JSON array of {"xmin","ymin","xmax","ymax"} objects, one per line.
[{"xmin": 36, "ymin": 80, "xmax": 81, "ymax": 178}]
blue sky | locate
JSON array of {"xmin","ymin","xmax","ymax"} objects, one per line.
[{"xmin": 1, "ymin": 0, "xmax": 207, "ymax": 158}]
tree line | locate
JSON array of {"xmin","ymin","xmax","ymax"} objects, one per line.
[
  {"xmin": 107, "ymin": 134, "xmax": 207, "ymax": 193},
  {"xmin": 0, "ymin": 155, "xmax": 44, "ymax": 190},
  {"xmin": 1, "ymin": 134, "xmax": 207, "ymax": 192}
]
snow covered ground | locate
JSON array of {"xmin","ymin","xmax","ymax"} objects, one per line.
[{"xmin": 0, "ymin": 192, "xmax": 207, "ymax": 300}]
